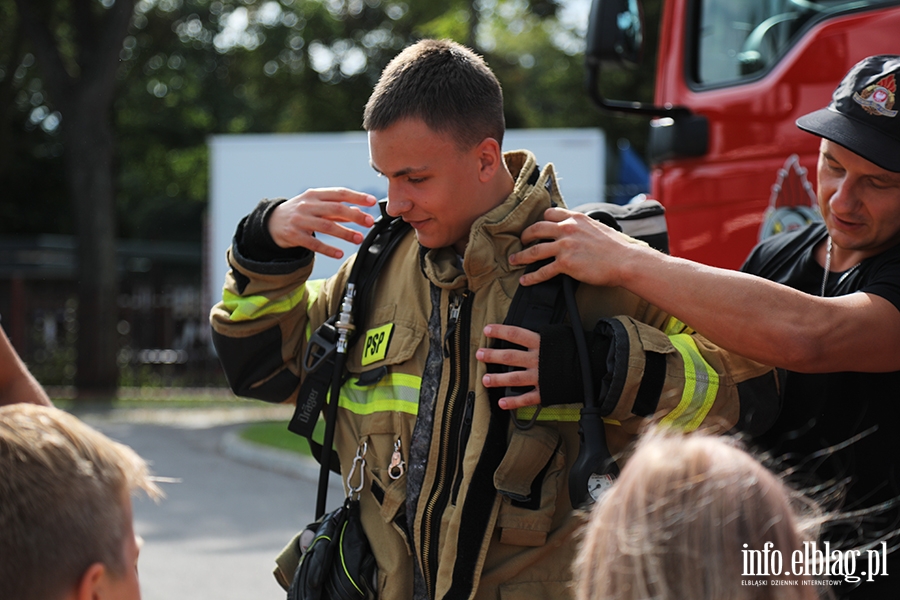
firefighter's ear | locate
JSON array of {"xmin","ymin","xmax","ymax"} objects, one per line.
[{"xmin": 474, "ymin": 136, "xmax": 503, "ymax": 182}]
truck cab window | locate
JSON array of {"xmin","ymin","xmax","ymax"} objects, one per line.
[{"xmin": 695, "ymin": 0, "xmax": 889, "ymax": 86}]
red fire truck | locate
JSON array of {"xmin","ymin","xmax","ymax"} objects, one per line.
[{"xmin": 586, "ymin": 0, "xmax": 900, "ymax": 268}]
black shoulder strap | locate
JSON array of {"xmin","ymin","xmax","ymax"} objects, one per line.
[
  {"xmin": 287, "ymin": 202, "xmax": 411, "ymax": 472},
  {"xmin": 487, "ymin": 257, "xmax": 571, "ymax": 406},
  {"xmin": 488, "ymin": 200, "xmax": 669, "ymax": 417}
]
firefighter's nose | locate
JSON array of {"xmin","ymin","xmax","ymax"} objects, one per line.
[{"xmin": 386, "ymin": 186, "xmax": 411, "ymax": 217}]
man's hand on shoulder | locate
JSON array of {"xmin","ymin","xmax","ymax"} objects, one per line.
[
  {"xmin": 269, "ymin": 188, "xmax": 377, "ymax": 259},
  {"xmin": 510, "ymin": 207, "xmax": 644, "ymax": 288}
]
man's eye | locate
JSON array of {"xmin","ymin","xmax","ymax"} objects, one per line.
[
  {"xmin": 408, "ymin": 177, "xmax": 426, "ymax": 184},
  {"xmin": 868, "ymin": 179, "xmax": 895, "ymax": 191}
]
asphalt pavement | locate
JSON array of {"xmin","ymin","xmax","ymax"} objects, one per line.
[{"xmin": 76, "ymin": 405, "xmax": 343, "ymax": 600}]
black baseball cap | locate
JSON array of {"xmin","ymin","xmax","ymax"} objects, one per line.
[{"xmin": 797, "ymin": 55, "xmax": 900, "ymax": 173}]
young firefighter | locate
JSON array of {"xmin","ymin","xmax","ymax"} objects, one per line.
[
  {"xmin": 0, "ymin": 404, "xmax": 161, "ymax": 600},
  {"xmin": 210, "ymin": 39, "xmax": 780, "ymax": 600}
]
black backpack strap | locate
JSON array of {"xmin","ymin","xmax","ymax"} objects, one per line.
[
  {"xmin": 487, "ymin": 259, "xmax": 571, "ymax": 423},
  {"xmin": 491, "ymin": 201, "xmax": 670, "ymax": 504},
  {"xmin": 287, "ymin": 201, "xmax": 411, "ymax": 472}
]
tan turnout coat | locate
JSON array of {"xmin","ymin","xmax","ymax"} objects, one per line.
[{"xmin": 210, "ymin": 151, "xmax": 780, "ymax": 600}]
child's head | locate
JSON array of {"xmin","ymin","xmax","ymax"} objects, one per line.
[
  {"xmin": 575, "ymin": 427, "xmax": 822, "ymax": 600},
  {"xmin": 363, "ymin": 38, "xmax": 505, "ymax": 151},
  {"xmin": 0, "ymin": 404, "xmax": 161, "ymax": 600}
]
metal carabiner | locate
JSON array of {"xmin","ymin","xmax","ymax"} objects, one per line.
[{"xmin": 347, "ymin": 441, "xmax": 368, "ymax": 498}]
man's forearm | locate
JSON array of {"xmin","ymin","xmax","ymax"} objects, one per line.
[{"xmin": 616, "ymin": 247, "xmax": 893, "ymax": 373}]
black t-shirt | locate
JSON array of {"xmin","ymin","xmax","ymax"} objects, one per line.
[{"xmin": 742, "ymin": 223, "xmax": 900, "ymax": 597}]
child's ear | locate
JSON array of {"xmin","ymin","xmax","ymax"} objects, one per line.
[{"xmin": 74, "ymin": 563, "xmax": 107, "ymax": 600}]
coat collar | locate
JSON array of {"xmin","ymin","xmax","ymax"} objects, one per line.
[{"xmin": 422, "ymin": 150, "xmax": 566, "ymax": 294}]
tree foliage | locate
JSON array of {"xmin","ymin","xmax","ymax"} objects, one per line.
[
  {"xmin": 4, "ymin": 0, "xmax": 661, "ymax": 241},
  {"xmin": 1, "ymin": 0, "xmax": 661, "ymax": 393},
  {"xmin": 12, "ymin": 0, "xmax": 137, "ymax": 397}
]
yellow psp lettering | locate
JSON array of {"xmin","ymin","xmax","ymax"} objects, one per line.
[{"xmin": 361, "ymin": 323, "xmax": 394, "ymax": 366}]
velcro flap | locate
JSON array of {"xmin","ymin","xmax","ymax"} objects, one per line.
[
  {"xmin": 493, "ymin": 426, "xmax": 560, "ymax": 501},
  {"xmin": 499, "ymin": 528, "xmax": 548, "ymax": 547}
]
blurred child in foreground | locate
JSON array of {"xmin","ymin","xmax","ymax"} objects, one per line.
[
  {"xmin": 575, "ymin": 427, "xmax": 826, "ymax": 600},
  {"xmin": 0, "ymin": 404, "xmax": 161, "ymax": 600}
]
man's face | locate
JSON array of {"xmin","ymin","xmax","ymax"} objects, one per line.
[
  {"xmin": 368, "ymin": 118, "xmax": 492, "ymax": 255},
  {"xmin": 817, "ymin": 139, "xmax": 900, "ymax": 258}
]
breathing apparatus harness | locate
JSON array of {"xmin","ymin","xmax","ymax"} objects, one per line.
[{"xmin": 288, "ymin": 197, "xmax": 667, "ymax": 516}]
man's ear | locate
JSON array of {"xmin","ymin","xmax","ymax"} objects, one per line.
[
  {"xmin": 475, "ymin": 137, "xmax": 503, "ymax": 182},
  {"xmin": 74, "ymin": 563, "xmax": 107, "ymax": 600}
]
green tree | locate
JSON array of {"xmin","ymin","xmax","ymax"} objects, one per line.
[
  {"xmin": 113, "ymin": 0, "xmax": 465, "ymax": 242},
  {"xmin": 0, "ymin": 3, "xmax": 69, "ymax": 235},
  {"xmin": 2, "ymin": 0, "xmax": 661, "ymax": 393},
  {"xmin": 14, "ymin": 0, "xmax": 136, "ymax": 398}
]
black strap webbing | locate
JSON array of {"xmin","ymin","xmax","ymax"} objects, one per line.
[
  {"xmin": 288, "ymin": 204, "xmax": 411, "ymax": 472},
  {"xmin": 487, "ymin": 258, "xmax": 571, "ymax": 403}
]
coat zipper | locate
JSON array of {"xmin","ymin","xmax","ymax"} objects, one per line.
[
  {"xmin": 451, "ymin": 391, "xmax": 475, "ymax": 505},
  {"xmin": 422, "ymin": 290, "xmax": 472, "ymax": 599}
]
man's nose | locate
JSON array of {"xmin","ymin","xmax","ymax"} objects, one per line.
[
  {"xmin": 830, "ymin": 175, "xmax": 861, "ymax": 214},
  {"xmin": 385, "ymin": 183, "xmax": 411, "ymax": 217}
]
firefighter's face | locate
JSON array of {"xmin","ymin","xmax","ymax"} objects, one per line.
[
  {"xmin": 368, "ymin": 118, "xmax": 504, "ymax": 255},
  {"xmin": 817, "ymin": 139, "xmax": 900, "ymax": 260}
]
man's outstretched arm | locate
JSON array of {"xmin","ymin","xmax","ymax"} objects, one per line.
[
  {"xmin": 0, "ymin": 327, "xmax": 52, "ymax": 407},
  {"xmin": 509, "ymin": 207, "xmax": 900, "ymax": 374}
]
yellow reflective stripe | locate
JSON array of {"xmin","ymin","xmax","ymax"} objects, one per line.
[
  {"xmin": 306, "ymin": 279, "xmax": 325, "ymax": 307},
  {"xmin": 663, "ymin": 316, "xmax": 695, "ymax": 336},
  {"xmin": 514, "ymin": 405, "xmax": 621, "ymax": 425},
  {"xmin": 338, "ymin": 373, "xmax": 421, "ymax": 416},
  {"xmin": 515, "ymin": 404, "xmax": 581, "ymax": 422},
  {"xmin": 222, "ymin": 284, "xmax": 309, "ymax": 322},
  {"xmin": 661, "ymin": 334, "xmax": 719, "ymax": 431},
  {"xmin": 304, "ymin": 279, "xmax": 326, "ymax": 341}
]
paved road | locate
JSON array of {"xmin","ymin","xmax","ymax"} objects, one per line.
[{"xmin": 82, "ymin": 408, "xmax": 343, "ymax": 600}]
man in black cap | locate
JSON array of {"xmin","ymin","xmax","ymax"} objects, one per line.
[{"xmin": 499, "ymin": 55, "xmax": 900, "ymax": 597}]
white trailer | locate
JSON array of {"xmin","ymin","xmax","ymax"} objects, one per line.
[{"xmin": 208, "ymin": 128, "xmax": 605, "ymax": 311}]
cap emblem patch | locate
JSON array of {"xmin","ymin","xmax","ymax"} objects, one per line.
[{"xmin": 853, "ymin": 74, "xmax": 898, "ymax": 118}]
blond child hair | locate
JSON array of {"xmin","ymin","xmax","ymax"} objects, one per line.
[
  {"xmin": 0, "ymin": 404, "xmax": 161, "ymax": 600},
  {"xmin": 575, "ymin": 427, "xmax": 823, "ymax": 600}
]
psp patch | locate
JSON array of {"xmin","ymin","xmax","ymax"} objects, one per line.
[{"xmin": 361, "ymin": 323, "xmax": 394, "ymax": 366}]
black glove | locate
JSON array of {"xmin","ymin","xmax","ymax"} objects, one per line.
[
  {"xmin": 537, "ymin": 324, "xmax": 611, "ymax": 406},
  {"xmin": 289, "ymin": 498, "xmax": 377, "ymax": 600}
]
